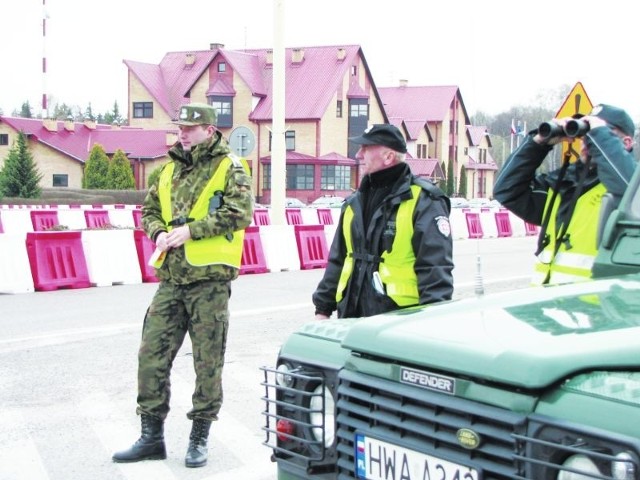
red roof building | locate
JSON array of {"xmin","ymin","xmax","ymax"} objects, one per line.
[
  {"xmin": 0, "ymin": 117, "xmax": 172, "ymax": 189},
  {"xmin": 0, "ymin": 44, "xmax": 483, "ymax": 201}
]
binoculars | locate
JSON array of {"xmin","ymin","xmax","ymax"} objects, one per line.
[{"xmin": 538, "ymin": 119, "xmax": 590, "ymax": 141}]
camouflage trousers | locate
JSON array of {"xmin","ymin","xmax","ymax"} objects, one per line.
[{"xmin": 135, "ymin": 279, "xmax": 230, "ymax": 421}]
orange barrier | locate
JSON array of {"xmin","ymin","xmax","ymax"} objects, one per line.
[
  {"xmin": 132, "ymin": 209, "xmax": 142, "ymax": 228},
  {"xmin": 30, "ymin": 210, "xmax": 59, "ymax": 231},
  {"xmin": 84, "ymin": 209, "xmax": 110, "ymax": 228},
  {"xmin": 294, "ymin": 225, "xmax": 328, "ymax": 269},
  {"xmin": 494, "ymin": 211, "xmax": 513, "ymax": 237},
  {"xmin": 317, "ymin": 208, "xmax": 334, "ymax": 225},
  {"xmin": 26, "ymin": 231, "xmax": 91, "ymax": 291},
  {"xmin": 285, "ymin": 208, "xmax": 303, "ymax": 225},
  {"xmin": 133, "ymin": 229, "xmax": 159, "ymax": 282},
  {"xmin": 240, "ymin": 226, "xmax": 269, "ymax": 274},
  {"xmin": 525, "ymin": 222, "xmax": 539, "ymax": 236},
  {"xmin": 253, "ymin": 209, "xmax": 270, "ymax": 226},
  {"xmin": 464, "ymin": 212, "xmax": 484, "ymax": 239}
]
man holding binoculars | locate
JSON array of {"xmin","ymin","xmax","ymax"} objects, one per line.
[{"xmin": 494, "ymin": 103, "xmax": 636, "ymax": 285}]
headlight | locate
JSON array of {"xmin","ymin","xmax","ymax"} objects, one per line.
[
  {"xmin": 275, "ymin": 363, "xmax": 294, "ymax": 388},
  {"xmin": 309, "ymin": 384, "xmax": 336, "ymax": 447},
  {"xmin": 557, "ymin": 454, "xmax": 600, "ymax": 479},
  {"xmin": 612, "ymin": 452, "xmax": 636, "ymax": 480}
]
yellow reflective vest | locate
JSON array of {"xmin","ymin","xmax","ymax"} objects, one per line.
[
  {"xmin": 533, "ymin": 183, "xmax": 605, "ymax": 285},
  {"xmin": 337, "ymin": 184, "xmax": 421, "ymax": 307},
  {"xmin": 155, "ymin": 156, "xmax": 245, "ymax": 268}
]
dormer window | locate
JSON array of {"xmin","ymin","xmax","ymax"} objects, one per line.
[{"xmin": 218, "ymin": 62, "xmax": 226, "ymax": 73}]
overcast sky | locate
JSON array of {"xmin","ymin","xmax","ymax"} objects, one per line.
[{"xmin": 2, "ymin": 0, "xmax": 638, "ymax": 122}]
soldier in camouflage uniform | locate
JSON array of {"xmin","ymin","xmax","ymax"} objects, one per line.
[{"xmin": 112, "ymin": 103, "xmax": 253, "ymax": 468}]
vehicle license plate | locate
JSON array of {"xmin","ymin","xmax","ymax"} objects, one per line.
[{"xmin": 355, "ymin": 434, "xmax": 479, "ymax": 480}]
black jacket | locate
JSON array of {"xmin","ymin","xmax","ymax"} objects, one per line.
[
  {"xmin": 312, "ymin": 163, "xmax": 454, "ymax": 318},
  {"xmin": 494, "ymin": 128, "xmax": 636, "ymax": 228}
]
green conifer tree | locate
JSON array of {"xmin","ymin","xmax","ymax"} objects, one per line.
[
  {"xmin": 446, "ymin": 159, "xmax": 455, "ymax": 196},
  {"xmin": 458, "ymin": 165, "xmax": 468, "ymax": 198},
  {"xmin": 107, "ymin": 149, "xmax": 135, "ymax": 189},
  {"xmin": 83, "ymin": 144, "xmax": 110, "ymax": 189},
  {"xmin": 147, "ymin": 165, "xmax": 163, "ymax": 188},
  {"xmin": 0, "ymin": 131, "xmax": 42, "ymax": 198},
  {"xmin": 20, "ymin": 101, "xmax": 33, "ymax": 118}
]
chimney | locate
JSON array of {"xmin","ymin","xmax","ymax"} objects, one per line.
[
  {"xmin": 210, "ymin": 43, "xmax": 225, "ymax": 50},
  {"xmin": 185, "ymin": 53, "xmax": 196, "ymax": 67},
  {"xmin": 166, "ymin": 131, "xmax": 178, "ymax": 146},
  {"xmin": 83, "ymin": 118, "xmax": 96, "ymax": 130},
  {"xmin": 399, "ymin": 79, "xmax": 409, "ymax": 87},
  {"xmin": 337, "ymin": 47, "xmax": 346, "ymax": 61},
  {"xmin": 292, "ymin": 48, "xmax": 305, "ymax": 63},
  {"xmin": 64, "ymin": 116, "xmax": 74, "ymax": 132},
  {"xmin": 43, "ymin": 118, "xmax": 57, "ymax": 132},
  {"xmin": 266, "ymin": 49, "xmax": 273, "ymax": 65}
]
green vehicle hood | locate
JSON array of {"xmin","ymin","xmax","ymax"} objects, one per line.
[{"xmin": 341, "ymin": 274, "xmax": 640, "ymax": 389}]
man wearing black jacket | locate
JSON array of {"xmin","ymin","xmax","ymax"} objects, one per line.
[
  {"xmin": 494, "ymin": 104, "xmax": 636, "ymax": 285},
  {"xmin": 312, "ymin": 124, "xmax": 454, "ymax": 319}
]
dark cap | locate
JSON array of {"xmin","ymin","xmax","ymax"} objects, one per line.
[
  {"xmin": 588, "ymin": 104, "xmax": 635, "ymax": 136},
  {"xmin": 349, "ymin": 124, "xmax": 407, "ymax": 153},
  {"xmin": 173, "ymin": 102, "xmax": 217, "ymax": 126}
]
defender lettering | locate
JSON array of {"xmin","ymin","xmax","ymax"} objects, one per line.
[{"xmin": 400, "ymin": 367, "xmax": 455, "ymax": 394}]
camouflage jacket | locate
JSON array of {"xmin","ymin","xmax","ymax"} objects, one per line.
[{"xmin": 142, "ymin": 132, "xmax": 254, "ymax": 285}]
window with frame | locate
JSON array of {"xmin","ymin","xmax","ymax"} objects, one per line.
[
  {"xmin": 263, "ymin": 165, "xmax": 271, "ymax": 189},
  {"xmin": 132, "ymin": 102, "xmax": 153, "ymax": 119},
  {"xmin": 286, "ymin": 164, "xmax": 314, "ymax": 190},
  {"xmin": 269, "ymin": 130, "xmax": 296, "ymax": 151},
  {"xmin": 321, "ymin": 165, "xmax": 352, "ymax": 190},
  {"xmin": 209, "ymin": 96, "xmax": 233, "ymax": 128},
  {"xmin": 52, "ymin": 174, "xmax": 68, "ymax": 187},
  {"xmin": 0, "ymin": 133, "xmax": 8, "ymax": 146},
  {"xmin": 336, "ymin": 100, "xmax": 343, "ymax": 118},
  {"xmin": 349, "ymin": 103, "xmax": 368, "ymax": 118},
  {"xmin": 217, "ymin": 62, "xmax": 226, "ymax": 72}
]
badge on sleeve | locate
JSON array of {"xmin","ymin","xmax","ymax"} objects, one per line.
[{"xmin": 435, "ymin": 216, "xmax": 451, "ymax": 237}]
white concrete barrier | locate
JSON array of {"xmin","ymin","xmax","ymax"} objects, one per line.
[
  {"xmin": 0, "ymin": 233, "xmax": 34, "ymax": 293},
  {"xmin": 300, "ymin": 208, "xmax": 320, "ymax": 225},
  {"xmin": 449, "ymin": 209, "xmax": 468, "ymax": 239},
  {"xmin": 107, "ymin": 209, "xmax": 136, "ymax": 228},
  {"xmin": 479, "ymin": 209, "xmax": 499, "ymax": 238},
  {"xmin": 56, "ymin": 209, "xmax": 87, "ymax": 230},
  {"xmin": 0, "ymin": 209, "xmax": 34, "ymax": 234},
  {"xmin": 259, "ymin": 224, "xmax": 301, "ymax": 271},
  {"xmin": 81, "ymin": 230, "xmax": 142, "ymax": 287},
  {"xmin": 508, "ymin": 211, "xmax": 527, "ymax": 237}
]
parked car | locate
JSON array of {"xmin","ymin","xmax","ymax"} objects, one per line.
[
  {"xmin": 450, "ymin": 197, "xmax": 469, "ymax": 208},
  {"xmin": 284, "ymin": 197, "xmax": 307, "ymax": 208},
  {"xmin": 309, "ymin": 195, "xmax": 345, "ymax": 208},
  {"xmin": 467, "ymin": 197, "xmax": 492, "ymax": 208}
]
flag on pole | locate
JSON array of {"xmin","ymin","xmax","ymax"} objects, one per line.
[{"xmin": 510, "ymin": 119, "xmax": 516, "ymax": 135}]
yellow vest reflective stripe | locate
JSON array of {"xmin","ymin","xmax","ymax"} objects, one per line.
[
  {"xmin": 156, "ymin": 157, "xmax": 245, "ymax": 268},
  {"xmin": 532, "ymin": 184, "xmax": 605, "ymax": 285},
  {"xmin": 336, "ymin": 184, "xmax": 421, "ymax": 306}
]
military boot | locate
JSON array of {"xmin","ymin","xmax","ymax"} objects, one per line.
[
  {"xmin": 184, "ymin": 418, "xmax": 212, "ymax": 468},
  {"xmin": 112, "ymin": 414, "xmax": 166, "ymax": 463}
]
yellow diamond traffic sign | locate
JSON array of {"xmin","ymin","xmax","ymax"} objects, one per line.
[{"xmin": 555, "ymin": 82, "xmax": 593, "ymax": 163}]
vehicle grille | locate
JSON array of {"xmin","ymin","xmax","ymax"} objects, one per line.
[{"xmin": 335, "ymin": 368, "xmax": 529, "ymax": 479}]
